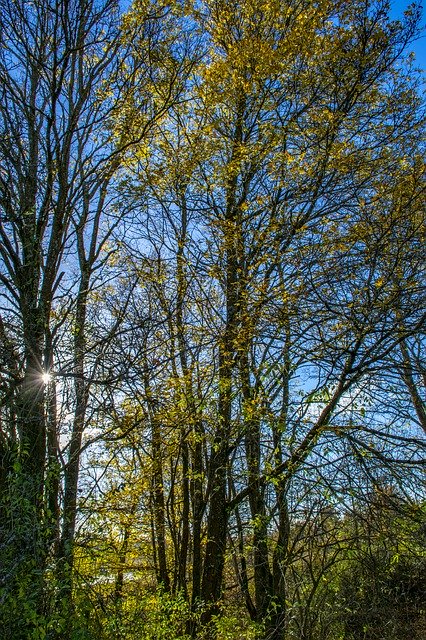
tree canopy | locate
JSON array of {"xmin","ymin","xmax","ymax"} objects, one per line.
[{"xmin": 0, "ymin": 1, "xmax": 425, "ymax": 639}]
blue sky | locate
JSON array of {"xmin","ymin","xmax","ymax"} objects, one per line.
[{"xmin": 391, "ymin": 0, "xmax": 426, "ymax": 71}]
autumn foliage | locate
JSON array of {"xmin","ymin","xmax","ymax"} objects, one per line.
[{"xmin": 0, "ymin": 0, "xmax": 425, "ymax": 638}]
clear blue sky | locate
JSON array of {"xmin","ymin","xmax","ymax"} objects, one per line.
[{"xmin": 391, "ymin": 0, "xmax": 426, "ymax": 71}]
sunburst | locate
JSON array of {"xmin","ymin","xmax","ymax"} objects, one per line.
[{"xmin": 41, "ymin": 372, "xmax": 52, "ymax": 385}]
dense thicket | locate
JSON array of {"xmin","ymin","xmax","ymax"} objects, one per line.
[{"xmin": 0, "ymin": 1, "xmax": 425, "ymax": 639}]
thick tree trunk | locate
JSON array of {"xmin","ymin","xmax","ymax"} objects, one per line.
[
  {"xmin": 200, "ymin": 225, "xmax": 237, "ymax": 619},
  {"xmin": 200, "ymin": 105, "xmax": 244, "ymax": 626},
  {"xmin": 7, "ymin": 304, "xmax": 50, "ymax": 629},
  {"xmin": 200, "ymin": 447, "xmax": 228, "ymax": 618}
]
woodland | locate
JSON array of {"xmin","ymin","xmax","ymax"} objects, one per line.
[{"xmin": 0, "ymin": 0, "xmax": 425, "ymax": 638}]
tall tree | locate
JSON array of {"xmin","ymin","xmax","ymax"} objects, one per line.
[{"xmin": 0, "ymin": 0, "xmax": 188, "ymax": 634}]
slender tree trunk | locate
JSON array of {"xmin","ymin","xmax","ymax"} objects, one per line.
[
  {"xmin": 45, "ymin": 328, "xmax": 60, "ymax": 550},
  {"xmin": 190, "ymin": 430, "xmax": 204, "ymax": 606},
  {"xmin": 151, "ymin": 416, "xmax": 170, "ymax": 591},
  {"xmin": 240, "ymin": 350, "xmax": 274, "ymax": 624},
  {"xmin": 178, "ymin": 437, "xmax": 190, "ymax": 595},
  {"xmin": 57, "ymin": 272, "xmax": 90, "ymax": 621},
  {"xmin": 267, "ymin": 306, "xmax": 291, "ymax": 640},
  {"xmin": 231, "ymin": 495, "xmax": 257, "ymax": 620},
  {"xmin": 175, "ymin": 211, "xmax": 190, "ymax": 596}
]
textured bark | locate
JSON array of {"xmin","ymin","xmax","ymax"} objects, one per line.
[{"xmin": 201, "ymin": 449, "xmax": 228, "ymax": 613}]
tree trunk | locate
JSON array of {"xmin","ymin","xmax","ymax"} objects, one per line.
[
  {"xmin": 57, "ymin": 272, "xmax": 89, "ymax": 612},
  {"xmin": 151, "ymin": 417, "xmax": 171, "ymax": 591}
]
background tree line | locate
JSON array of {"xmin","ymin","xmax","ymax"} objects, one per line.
[{"xmin": 0, "ymin": 0, "xmax": 425, "ymax": 638}]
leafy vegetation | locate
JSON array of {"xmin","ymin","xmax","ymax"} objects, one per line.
[{"xmin": 0, "ymin": 0, "xmax": 425, "ymax": 638}]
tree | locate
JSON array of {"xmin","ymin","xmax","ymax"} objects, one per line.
[
  {"xmin": 0, "ymin": 0, "xmax": 129, "ymax": 630},
  {"xmin": 0, "ymin": 0, "xmax": 189, "ymax": 635},
  {"xmin": 109, "ymin": 1, "xmax": 425, "ymax": 636},
  {"xmin": 1, "ymin": 0, "xmax": 424, "ymax": 638},
  {"xmin": 155, "ymin": 1, "xmax": 424, "ymax": 636}
]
